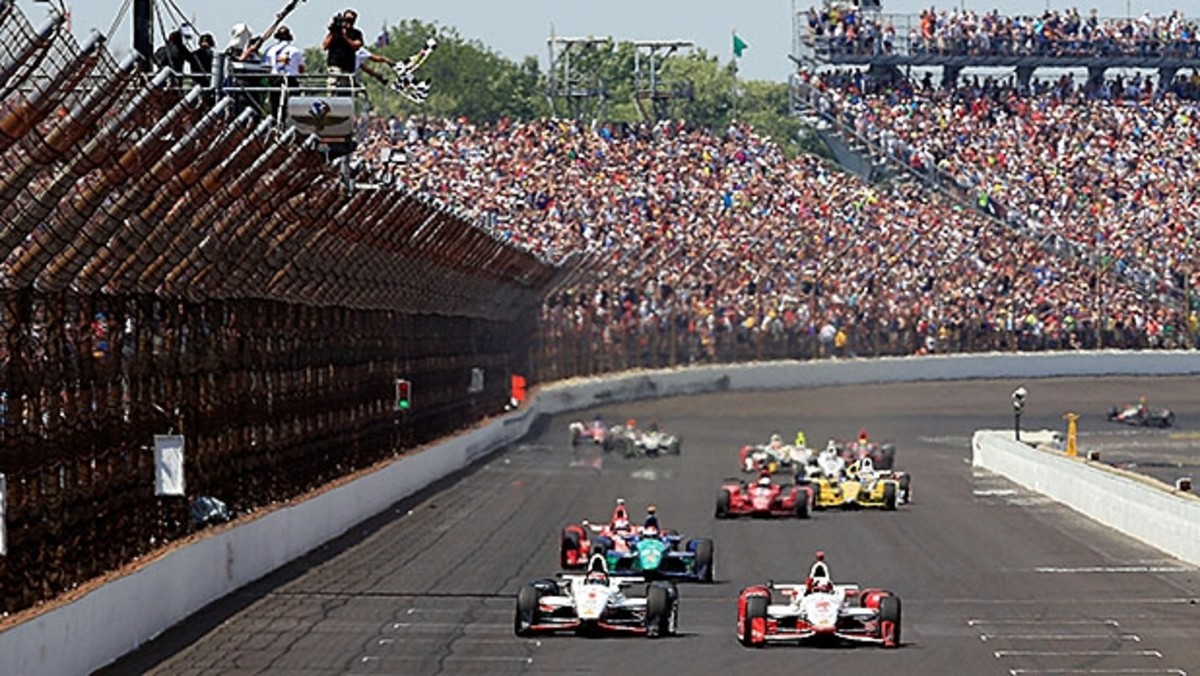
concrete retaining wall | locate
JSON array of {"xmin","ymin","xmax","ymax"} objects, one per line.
[
  {"xmin": 5, "ymin": 350, "xmax": 1200, "ymax": 675},
  {"xmin": 972, "ymin": 430, "xmax": 1200, "ymax": 567}
]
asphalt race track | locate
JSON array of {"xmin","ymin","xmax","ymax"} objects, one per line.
[{"xmin": 102, "ymin": 375, "xmax": 1200, "ymax": 676}]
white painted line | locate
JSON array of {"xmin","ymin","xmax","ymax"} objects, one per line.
[
  {"xmin": 956, "ymin": 597, "xmax": 1190, "ymax": 606},
  {"xmin": 390, "ymin": 621, "xmax": 511, "ymax": 630},
  {"xmin": 354, "ymin": 656, "xmax": 534, "ymax": 665},
  {"xmin": 982, "ymin": 633, "xmax": 1140, "ymax": 642},
  {"xmin": 970, "ymin": 619, "xmax": 1120, "ymax": 627},
  {"xmin": 995, "ymin": 650, "xmax": 1162, "ymax": 658},
  {"xmin": 1035, "ymin": 566, "xmax": 1191, "ymax": 574},
  {"xmin": 1010, "ymin": 670, "xmax": 1186, "ymax": 676},
  {"xmin": 974, "ymin": 489, "xmax": 1019, "ymax": 496}
]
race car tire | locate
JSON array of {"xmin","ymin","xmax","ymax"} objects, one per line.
[
  {"xmin": 879, "ymin": 595, "xmax": 902, "ymax": 647},
  {"xmin": 669, "ymin": 438, "xmax": 681, "ymax": 455},
  {"xmin": 1106, "ymin": 406, "xmax": 1119, "ymax": 421},
  {"xmin": 883, "ymin": 482, "xmax": 898, "ymax": 511},
  {"xmin": 793, "ymin": 488, "xmax": 811, "ymax": 519},
  {"xmin": 898, "ymin": 473, "xmax": 912, "ymax": 504},
  {"xmin": 741, "ymin": 595, "xmax": 769, "ymax": 647},
  {"xmin": 715, "ymin": 489, "xmax": 731, "ymax": 519},
  {"xmin": 515, "ymin": 584, "xmax": 539, "ymax": 637},
  {"xmin": 645, "ymin": 584, "xmax": 675, "ymax": 638},
  {"xmin": 693, "ymin": 538, "xmax": 715, "ymax": 583},
  {"xmin": 1161, "ymin": 411, "xmax": 1175, "ymax": 428},
  {"xmin": 560, "ymin": 530, "xmax": 581, "ymax": 569}
]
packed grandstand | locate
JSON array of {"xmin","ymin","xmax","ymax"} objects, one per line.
[{"xmin": 363, "ymin": 68, "xmax": 1196, "ymax": 356}]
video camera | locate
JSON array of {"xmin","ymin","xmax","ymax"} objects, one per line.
[{"xmin": 328, "ymin": 13, "xmax": 346, "ymax": 32}]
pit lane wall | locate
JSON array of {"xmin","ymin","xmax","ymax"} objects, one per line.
[
  {"xmin": 972, "ymin": 430, "xmax": 1200, "ymax": 567},
  {"xmin": 5, "ymin": 350, "xmax": 1200, "ymax": 676}
]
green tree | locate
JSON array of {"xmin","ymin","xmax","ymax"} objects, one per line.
[
  {"xmin": 296, "ymin": 22, "xmax": 809, "ymax": 154},
  {"xmin": 366, "ymin": 19, "xmax": 549, "ymax": 121}
]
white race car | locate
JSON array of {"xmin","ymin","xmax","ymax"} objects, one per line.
[
  {"xmin": 737, "ymin": 554, "xmax": 901, "ymax": 648},
  {"xmin": 617, "ymin": 426, "xmax": 682, "ymax": 457},
  {"xmin": 515, "ymin": 558, "xmax": 679, "ymax": 638}
]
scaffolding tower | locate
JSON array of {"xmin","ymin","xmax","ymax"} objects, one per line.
[
  {"xmin": 545, "ymin": 30, "xmax": 612, "ymax": 120},
  {"xmin": 632, "ymin": 40, "xmax": 694, "ymax": 121}
]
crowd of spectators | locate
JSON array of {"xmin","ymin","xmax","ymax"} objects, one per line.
[
  {"xmin": 803, "ymin": 5, "xmax": 1200, "ymax": 59},
  {"xmin": 359, "ymin": 110, "xmax": 1190, "ymax": 358},
  {"xmin": 794, "ymin": 66, "xmax": 1200, "ymax": 327}
]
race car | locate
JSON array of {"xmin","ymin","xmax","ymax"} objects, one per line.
[
  {"xmin": 515, "ymin": 557, "xmax": 680, "ymax": 638},
  {"xmin": 1107, "ymin": 401, "xmax": 1175, "ymax": 428},
  {"xmin": 568, "ymin": 416, "xmax": 614, "ymax": 449},
  {"xmin": 736, "ymin": 552, "xmax": 901, "ymax": 648},
  {"xmin": 739, "ymin": 433, "xmax": 812, "ymax": 474},
  {"xmin": 801, "ymin": 457, "xmax": 905, "ymax": 510},
  {"xmin": 590, "ymin": 531, "xmax": 714, "ymax": 583},
  {"xmin": 715, "ymin": 474, "xmax": 813, "ymax": 519},
  {"xmin": 833, "ymin": 428, "xmax": 897, "ymax": 469},
  {"xmin": 561, "ymin": 502, "xmax": 714, "ymax": 582},
  {"xmin": 610, "ymin": 422, "xmax": 682, "ymax": 457}
]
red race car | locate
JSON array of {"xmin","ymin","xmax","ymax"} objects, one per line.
[
  {"xmin": 715, "ymin": 474, "xmax": 812, "ymax": 519},
  {"xmin": 737, "ymin": 551, "xmax": 901, "ymax": 648},
  {"xmin": 561, "ymin": 498, "xmax": 641, "ymax": 568}
]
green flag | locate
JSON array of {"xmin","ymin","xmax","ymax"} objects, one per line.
[{"xmin": 732, "ymin": 33, "xmax": 748, "ymax": 58}]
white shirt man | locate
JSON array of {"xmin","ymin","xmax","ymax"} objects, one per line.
[{"xmin": 263, "ymin": 26, "xmax": 305, "ymax": 77}]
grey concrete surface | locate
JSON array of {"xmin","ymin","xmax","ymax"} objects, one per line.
[{"xmin": 99, "ymin": 375, "xmax": 1200, "ymax": 676}]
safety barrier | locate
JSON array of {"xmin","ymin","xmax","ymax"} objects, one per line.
[
  {"xmin": 973, "ymin": 430, "xmax": 1200, "ymax": 567},
  {"xmin": 0, "ymin": 4, "xmax": 552, "ymax": 618}
]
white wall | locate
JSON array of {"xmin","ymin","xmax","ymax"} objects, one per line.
[
  {"xmin": 4, "ymin": 350, "xmax": 1200, "ymax": 675},
  {"xmin": 972, "ymin": 430, "xmax": 1200, "ymax": 566}
]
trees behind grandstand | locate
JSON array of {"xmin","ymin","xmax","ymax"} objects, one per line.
[{"xmin": 303, "ymin": 19, "xmax": 804, "ymax": 154}]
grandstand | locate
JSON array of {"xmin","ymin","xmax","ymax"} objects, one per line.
[{"xmin": 792, "ymin": 2, "xmax": 1200, "ymax": 89}]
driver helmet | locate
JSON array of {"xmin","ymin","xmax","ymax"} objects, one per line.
[
  {"xmin": 770, "ymin": 432, "xmax": 783, "ymax": 447},
  {"xmin": 757, "ymin": 474, "xmax": 772, "ymax": 487},
  {"xmin": 824, "ymin": 439, "xmax": 838, "ymax": 454},
  {"xmin": 811, "ymin": 576, "xmax": 833, "ymax": 593},
  {"xmin": 585, "ymin": 570, "xmax": 609, "ymax": 585},
  {"xmin": 643, "ymin": 505, "xmax": 660, "ymax": 532},
  {"xmin": 626, "ymin": 418, "xmax": 637, "ymax": 429},
  {"xmin": 613, "ymin": 517, "xmax": 631, "ymax": 533}
]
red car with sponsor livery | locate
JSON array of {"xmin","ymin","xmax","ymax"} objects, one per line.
[
  {"xmin": 736, "ymin": 551, "xmax": 901, "ymax": 648},
  {"xmin": 714, "ymin": 474, "xmax": 813, "ymax": 519}
]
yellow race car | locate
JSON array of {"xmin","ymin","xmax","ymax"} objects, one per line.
[{"xmin": 803, "ymin": 459, "xmax": 903, "ymax": 511}]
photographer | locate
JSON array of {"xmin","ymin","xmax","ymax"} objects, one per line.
[{"xmin": 322, "ymin": 8, "xmax": 364, "ymax": 93}]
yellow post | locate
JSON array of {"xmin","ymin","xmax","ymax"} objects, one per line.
[{"xmin": 1064, "ymin": 412, "xmax": 1079, "ymax": 457}]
